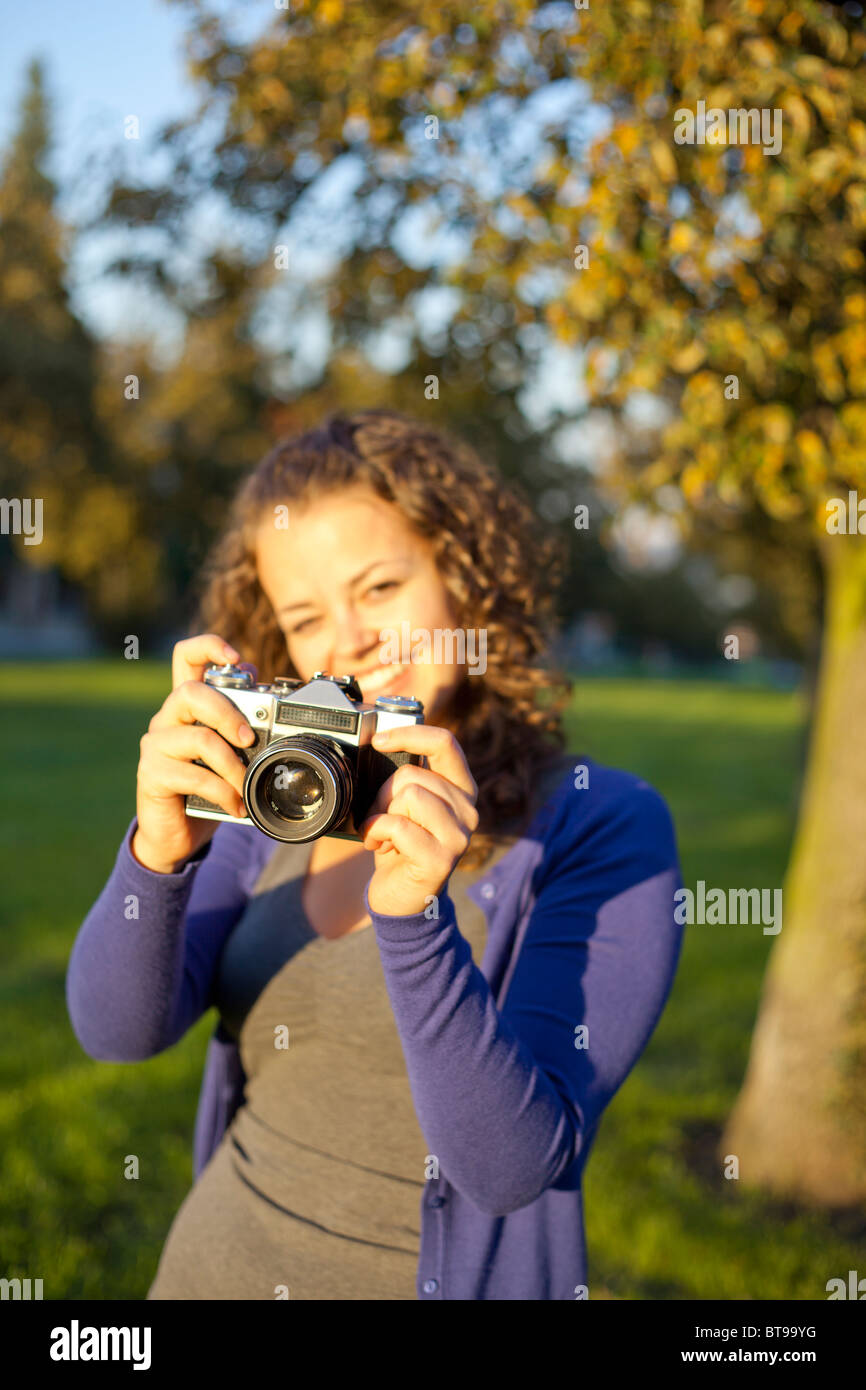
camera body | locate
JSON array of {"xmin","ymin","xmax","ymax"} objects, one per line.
[{"xmin": 184, "ymin": 665, "xmax": 424, "ymax": 843}]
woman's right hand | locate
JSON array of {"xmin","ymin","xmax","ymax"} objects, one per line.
[{"xmin": 131, "ymin": 634, "xmax": 259, "ymax": 874}]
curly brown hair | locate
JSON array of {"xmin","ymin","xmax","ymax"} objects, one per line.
[{"xmin": 193, "ymin": 408, "xmax": 572, "ymax": 868}]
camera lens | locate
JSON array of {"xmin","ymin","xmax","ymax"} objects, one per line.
[
  {"xmin": 264, "ymin": 761, "xmax": 325, "ymax": 821},
  {"xmin": 243, "ymin": 735, "xmax": 353, "ymax": 842}
]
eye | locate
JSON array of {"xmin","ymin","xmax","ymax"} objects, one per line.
[
  {"xmin": 366, "ymin": 580, "xmax": 401, "ymax": 599},
  {"xmin": 288, "ymin": 616, "xmax": 319, "ymax": 635}
]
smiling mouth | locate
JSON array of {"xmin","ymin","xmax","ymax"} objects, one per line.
[{"xmin": 353, "ymin": 663, "xmax": 413, "ymax": 700}]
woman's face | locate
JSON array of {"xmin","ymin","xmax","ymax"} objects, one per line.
[{"xmin": 254, "ymin": 486, "xmax": 467, "ymax": 723}]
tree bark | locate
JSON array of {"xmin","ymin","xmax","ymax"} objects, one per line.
[{"xmin": 721, "ymin": 531, "xmax": 866, "ymax": 1206}]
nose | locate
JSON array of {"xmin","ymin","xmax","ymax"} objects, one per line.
[{"xmin": 331, "ymin": 601, "xmax": 379, "ymax": 667}]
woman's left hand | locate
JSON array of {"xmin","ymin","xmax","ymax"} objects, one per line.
[{"xmin": 359, "ymin": 724, "xmax": 479, "ymax": 918}]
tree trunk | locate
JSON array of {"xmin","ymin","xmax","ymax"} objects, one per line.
[{"xmin": 721, "ymin": 531, "xmax": 866, "ymax": 1206}]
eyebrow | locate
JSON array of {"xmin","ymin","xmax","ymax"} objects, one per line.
[{"xmin": 276, "ymin": 557, "xmax": 413, "ymax": 616}]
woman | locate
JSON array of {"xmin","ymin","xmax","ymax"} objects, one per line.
[{"xmin": 66, "ymin": 409, "xmax": 684, "ymax": 1301}]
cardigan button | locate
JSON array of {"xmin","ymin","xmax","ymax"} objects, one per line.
[
  {"xmin": 430, "ymin": 1195, "xmax": 446, "ymax": 1208},
  {"xmin": 422, "ymin": 1278, "xmax": 439, "ymax": 1294},
  {"xmin": 480, "ymin": 882, "xmax": 496, "ymax": 899}
]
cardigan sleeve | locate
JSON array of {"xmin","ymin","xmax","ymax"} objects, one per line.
[
  {"xmin": 363, "ymin": 775, "xmax": 684, "ymax": 1216},
  {"xmin": 66, "ymin": 816, "xmax": 268, "ymax": 1063}
]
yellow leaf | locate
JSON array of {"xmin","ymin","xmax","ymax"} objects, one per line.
[
  {"xmin": 259, "ymin": 78, "xmax": 292, "ymax": 112},
  {"xmin": 847, "ymin": 120, "xmax": 866, "ymax": 156},
  {"xmin": 743, "ymin": 37, "xmax": 777, "ymax": 68},
  {"xmin": 681, "ymin": 463, "xmax": 707, "ymax": 502},
  {"xmin": 761, "ymin": 406, "xmax": 792, "ymax": 446},
  {"xmin": 616, "ymin": 124, "xmax": 641, "ymax": 157},
  {"xmin": 671, "ymin": 340, "xmax": 707, "ymax": 372},
  {"xmin": 669, "ymin": 222, "xmax": 694, "ymax": 254},
  {"xmin": 650, "ymin": 140, "xmax": 677, "ymax": 183},
  {"xmin": 781, "ymin": 94, "xmax": 811, "ymax": 140},
  {"xmin": 795, "ymin": 430, "xmax": 828, "ymax": 486}
]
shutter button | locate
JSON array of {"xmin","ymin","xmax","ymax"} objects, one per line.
[
  {"xmin": 422, "ymin": 1278, "xmax": 439, "ymax": 1294},
  {"xmin": 480, "ymin": 882, "xmax": 496, "ymax": 900}
]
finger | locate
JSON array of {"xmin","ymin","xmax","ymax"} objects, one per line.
[
  {"xmin": 142, "ymin": 725, "xmax": 249, "ymax": 797},
  {"xmin": 360, "ymin": 812, "xmax": 443, "ymax": 866},
  {"xmin": 365, "ymin": 762, "xmax": 479, "ymax": 829},
  {"xmin": 150, "ymin": 680, "xmax": 257, "ymax": 751},
  {"xmin": 387, "ymin": 783, "xmax": 470, "ymax": 858},
  {"xmin": 371, "ymin": 724, "xmax": 477, "ymax": 799},
  {"xmin": 142, "ymin": 752, "xmax": 246, "ymax": 819},
  {"xmin": 171, "ymin": 634, "xmax": 242, "ymax": 690}
]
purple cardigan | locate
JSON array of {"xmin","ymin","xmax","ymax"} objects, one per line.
[{"xmin": 66, "ymin": 756, "xmax": 683, "ymax": 1300}]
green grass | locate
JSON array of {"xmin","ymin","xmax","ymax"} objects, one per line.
[{"xmin": 0, "ymin": 662, "xmax": 858, "ymax": 1299}]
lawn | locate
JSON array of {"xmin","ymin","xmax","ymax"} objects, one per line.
[{"xmin": 0, "ymin": 661, "xmax": 858, "ymax": 1299}]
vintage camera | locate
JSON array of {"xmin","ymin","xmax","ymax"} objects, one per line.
[{"xmin": 184, "ymin": 665, "xmax": 425, "ymax": 843}]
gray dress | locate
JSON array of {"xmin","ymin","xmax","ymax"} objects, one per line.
[{"xmin": 146, "ymin": 833, "xmax": 514, "ymax": 1300}]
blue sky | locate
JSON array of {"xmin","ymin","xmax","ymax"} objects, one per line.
[
  {"xmin": 1, "ymin": 0, "xmax": 200, "ymax": 348},
  {"xmin": 0, "ymin": 1, "xmax": 197, "ymax": 191},
  {"xmin": 0, "ymin": 1, "xmax": 272, "ymax": 348},
  {"xmin": 0, "ymin": 1, "xmax": 273, "ymax": 166}
]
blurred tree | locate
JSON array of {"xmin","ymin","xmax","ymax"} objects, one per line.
[
  {"xmin": 552, "ymin": 0, "xmax": 866, "ymax": 1210},
  {"xmin": 81, "ymin": 0, "xmax": 866, "ymax": 1196},
  {"xmin": 0, "ymin": 60, "xmax": 160, "ymax": 639},
  {"xmin": 81, "ymin": 0, "xmax": 805, "ymax": 660},
  {"xmin": 92, "ymin": 249, "xmax": 273, "ymax": 635}
]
